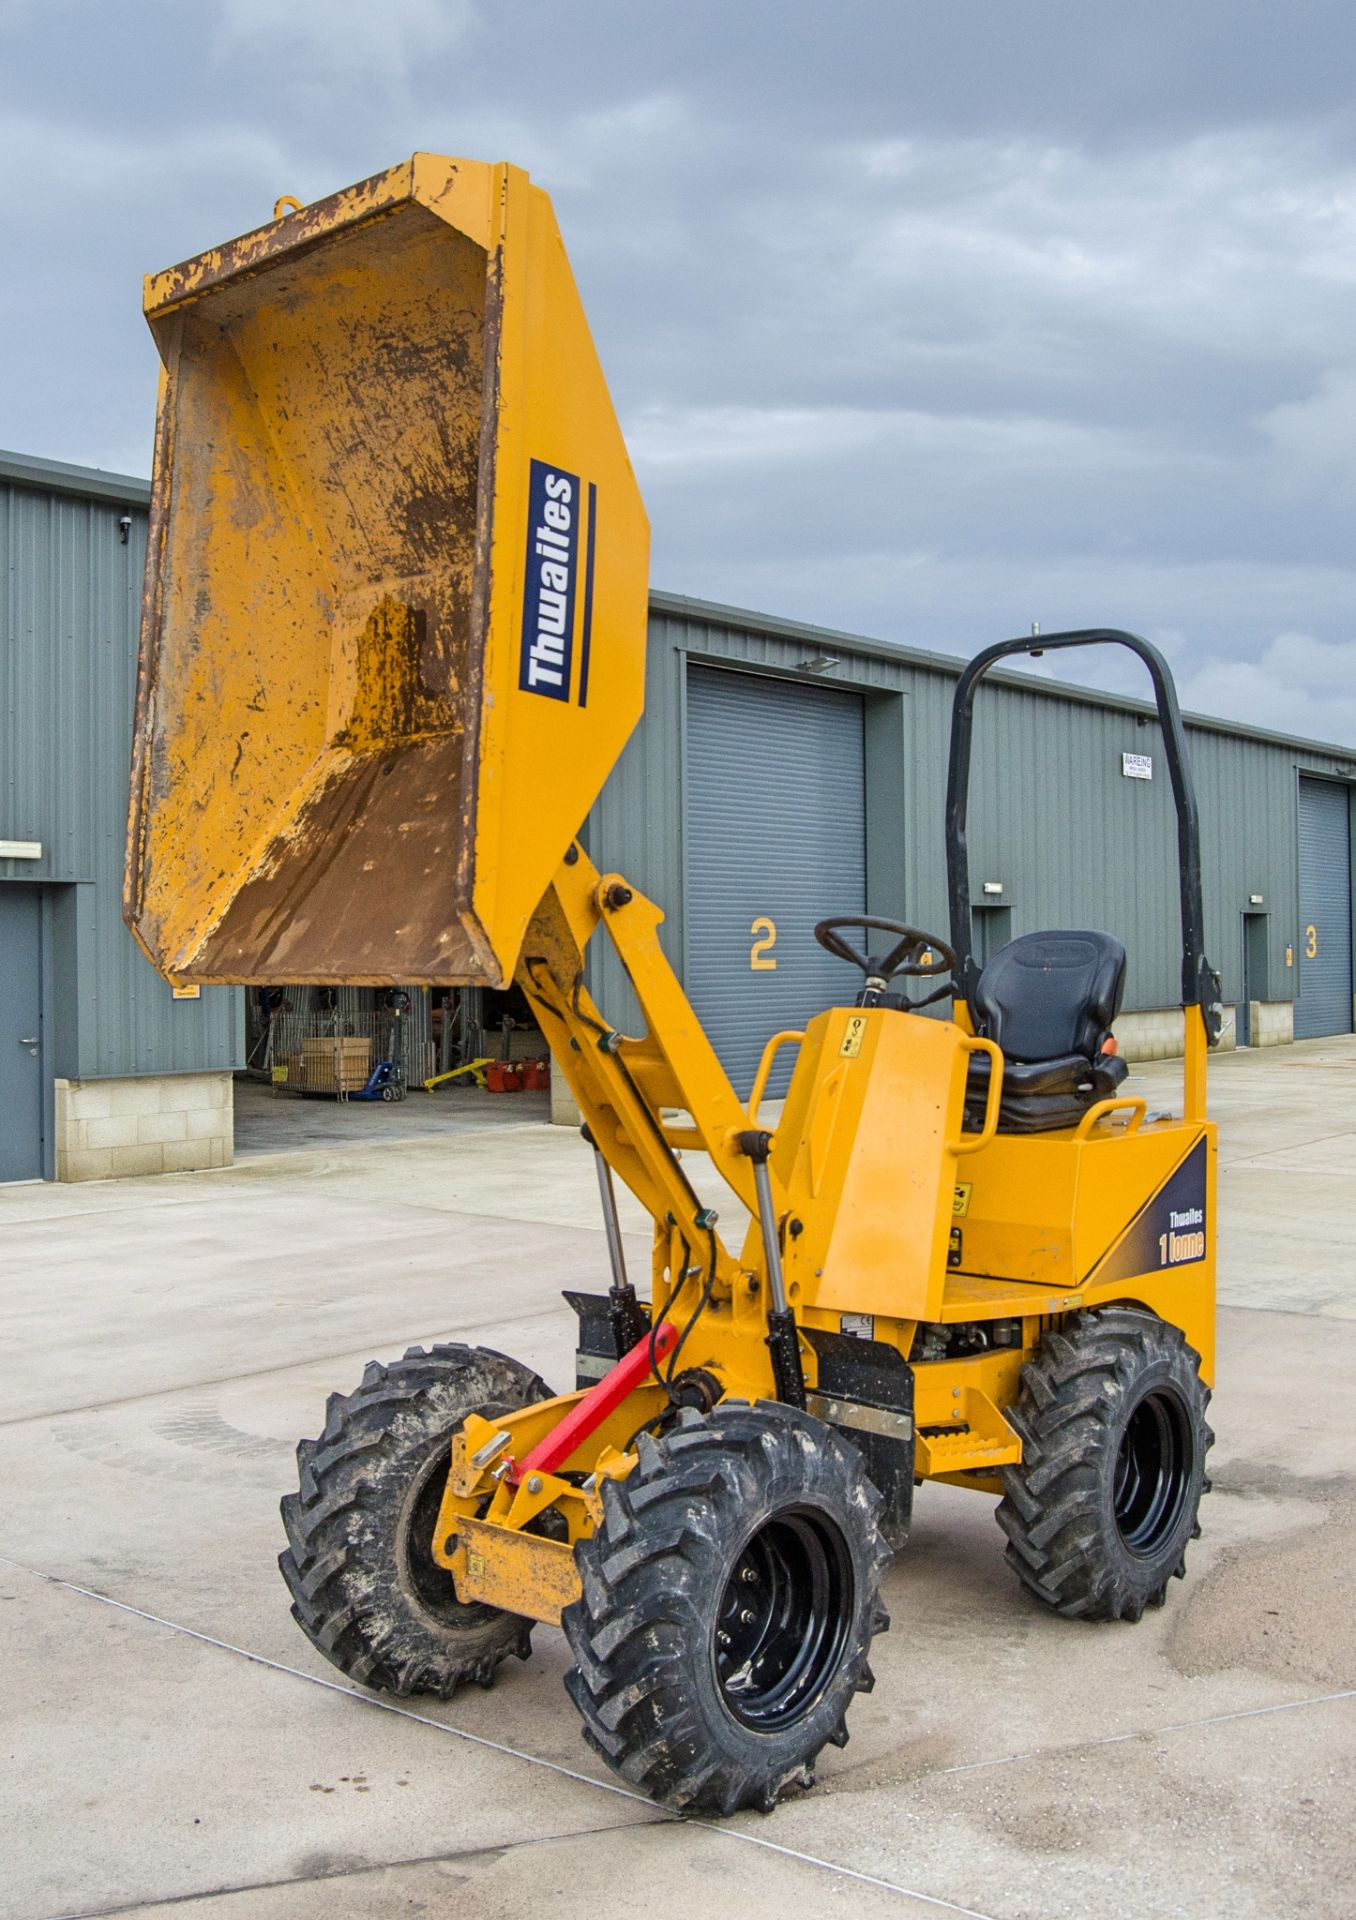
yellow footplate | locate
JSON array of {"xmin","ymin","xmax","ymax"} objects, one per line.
[
  {"xmin": 916, "ymin": 1428, "xmax": 1022, "ymax": 1475},
  {"xmin": 912, "ymin": 1377, "xmax": 1023, "ymax": 1478}
]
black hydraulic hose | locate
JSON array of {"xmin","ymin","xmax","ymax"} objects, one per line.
[
  {"xmin": 651, "ymin": 1232, "xmax": 692, "ymax": 1391},
  {"xmin": 944, "ymin": 629, "xmax": 1221, "ymax": 1039},
  {"xmin": 665, "ymin": 1226, "xmax": 719, "ymax": 1388}
]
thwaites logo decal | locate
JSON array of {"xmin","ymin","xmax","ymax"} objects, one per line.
[
  {"xmin": 1087, "ymin": 1137, "xmax": 1208, "ymax": 1285},
  {"xmin": 518, "ymin": 459, "xmax": 597, "ymax": 705}
]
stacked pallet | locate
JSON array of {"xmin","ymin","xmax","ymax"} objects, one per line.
[{"xmin": 284, "ymin": 1036, "xmax": 373, "ymax": 1093}]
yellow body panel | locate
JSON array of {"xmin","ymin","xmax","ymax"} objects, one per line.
[
  {"xmin": 764, "ymin": 1007, "xmax": 972, "ymax": 1322},
  {"xmin": 954, "ymin": 1125, "xmax": 1198, "ymax": 1287}
]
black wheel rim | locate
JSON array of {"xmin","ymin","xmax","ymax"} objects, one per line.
[
  {"xmin": 398, "ymin": 1442, "xmax": 497, "ymax": 1629},
  {"xmin": 713, "ymin": 1508, "xmax": 854, "ymax": 1731},
  {"xmin": 1113, "ymin": 1386, "xmax": 1193, "ymax": 1556}
]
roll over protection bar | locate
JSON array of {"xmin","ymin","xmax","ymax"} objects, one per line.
[{"xmin": 945, "ymin": 629, "xmax": 1223, "ymax": 1043}]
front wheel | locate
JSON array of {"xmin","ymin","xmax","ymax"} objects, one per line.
[
  {"xmin": 280, "ymin": 1343, "xmax": 551, "ymax": 1695},
  {"xmin": 563, "ymin": 1402, "xmax": 891, "ymax": 1815},
  {"xmin": 997, "ymin": 1307, "xmax": 1213, "ymax": 1621}
]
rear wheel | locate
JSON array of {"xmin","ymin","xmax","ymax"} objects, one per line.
[
  {"xmin": 563, "ymin": 1401, "xmax": 890, "ymax": 1815},
  {"xmin": 280, "ymin": 1344, "xmax": 550, "ymax": 1695},
  {"xmin": 997, "ymin": 1308, "xmax": 1212, "ymax": 1621}
]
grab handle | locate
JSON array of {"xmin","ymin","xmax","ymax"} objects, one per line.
[
  {"xmin": 1073, "ymin": 1095, "xmax": 1148, "ymax": 1140},
  {"xmin": 748, "ymin": 1030, "xmax": 804, "ymax": 1125},
  {"xmin": 951, "ymin": 1036, "xmax": 1003, "ymax": 1156}
]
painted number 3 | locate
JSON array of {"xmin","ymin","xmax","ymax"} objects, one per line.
[
  {"xmin": 750, "ymin": 916, "xmax": 777, "ymax": 970},
  {"xmin": 1305, "ymin": 924, "xmax": 1318, "ymax": 959}
]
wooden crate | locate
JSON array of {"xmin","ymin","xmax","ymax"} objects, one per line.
[{"xmin": 286, "ymin": 1036, "xmax": 373, "ymax": 1092}]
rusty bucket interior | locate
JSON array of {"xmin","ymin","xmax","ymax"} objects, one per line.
[{"xmin": 127, "ymin": 156, "xmax": 649, "ymax": 988}]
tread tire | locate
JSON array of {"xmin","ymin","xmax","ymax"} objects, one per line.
[
  {"xmin": 997, "ymin": 1307, "xmax": 1212, "ymax": 1622},
  {"xmin": 563, "ymin": 1400, "xmax": 891, "ymax": 1815},
  {"xmin": 279, "ymin": 1343, "xmax": 551, "ymax": 1696}
]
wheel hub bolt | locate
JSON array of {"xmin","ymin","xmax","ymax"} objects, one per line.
[
  {"xmin": 716, "ymin": 1630, "xmax": 731, "ymax": 1648},
  {"xmin": 740, "ymin": 1565, "xmax": 758, "ymax": 1583},
  {"xmin": 739, "ymin": 1607, "xmax": 757, "ymax": 1625}
]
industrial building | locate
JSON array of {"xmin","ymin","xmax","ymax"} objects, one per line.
[
  {"xmin": 586, "ymin": 596, "xmax": 1356, "ymax": 1093},
  {"xmin": 0, "ymin": 451, "xmax": 239, "ymax": 1183},
  {"xmin": 3, "ymin": 448, "xmax": 1354, "ymax": 1182}
]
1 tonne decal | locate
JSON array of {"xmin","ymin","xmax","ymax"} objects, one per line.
[{"xmin": 1085, "ymin": 1137, "xmax": 1208, "ymax": 1285}]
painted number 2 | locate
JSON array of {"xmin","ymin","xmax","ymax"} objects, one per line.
[{"xmin": 750, "ymin": 916, "xmax": 778, "ymax": 970}]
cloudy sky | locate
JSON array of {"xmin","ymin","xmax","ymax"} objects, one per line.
[{"xmin": 3, "ymin": 1, "xmax": 1355, "ymax": 742}]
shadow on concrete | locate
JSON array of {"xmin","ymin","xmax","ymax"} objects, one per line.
[{"xmin": 232, "ymin": 1075, "xmax": 552, "ymax": 1160}]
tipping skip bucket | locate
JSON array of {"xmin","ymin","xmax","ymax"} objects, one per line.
[{"xmin": 125, "ymin": 154, "xmax": 649, "ymax": 986}]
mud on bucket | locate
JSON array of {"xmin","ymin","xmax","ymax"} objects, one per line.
[{"xmin": 126, "ymin": 153, "xmax": 648, "ymax": 988}]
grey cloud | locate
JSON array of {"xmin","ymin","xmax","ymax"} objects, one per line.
[
  {"xmin": 212, "ymin": 0, "xmax": 478, "ymax": 81},
  {"xmin": 1260, "ymin": 371, "xmax": 1356, "ymax": 490},
  {"xmin": 2, "ymin": 2, "xmax": 1355, "ymax": 739}
]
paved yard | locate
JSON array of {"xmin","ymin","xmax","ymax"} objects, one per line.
[
  {"xmin": 3, "ymin": 1039, "xmax": 1354, "ymax": 1919},
  {"xmin": 232, "ymin": 1075, "xmax": 552, "ymax": 1158}
]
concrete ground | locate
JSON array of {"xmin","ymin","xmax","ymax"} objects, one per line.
[
  {"xmin": 232, "ymin": 1075, "xmax": 552, "ymax": 1158},
  {"xmin": 3, "ymin": 1038, "xmax": 1355, "ymax": 1920}
]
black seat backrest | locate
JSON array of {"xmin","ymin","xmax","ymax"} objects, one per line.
[{"xmin": 973, "ymin": 931, "xmax": 1126, "ymax": 1064}]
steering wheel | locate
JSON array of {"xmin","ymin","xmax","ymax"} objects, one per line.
[{"xmin": 814, "ymin": 916, "xmax": 957, "ymax": 1008}]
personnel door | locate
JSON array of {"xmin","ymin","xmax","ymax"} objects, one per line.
[
  {"xmin": 684, "ymin": 666, "xmax": 867, "ymax": 1097},
  {"xmin": 0, "ymin": 886, "xmax": 45, "ymax": 1182},
  {"xmin": 1239, "ymin": 912, "xmax": 1268, "ymax": 1046}
]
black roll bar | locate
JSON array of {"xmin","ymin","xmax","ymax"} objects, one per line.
[{"xmin": 945, "ymin": 629, "xmax": 1222, "ymax": 1042}]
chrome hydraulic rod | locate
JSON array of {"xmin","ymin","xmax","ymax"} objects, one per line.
[
  {"xmin": 738, "ymin": 1129, "xmax": 806, "ymax": 1408},
  {"xmin": 582, "ymin": 1123, "xmax": 649, "ymax": 1357},
  {"xmin": 592, "ymin": 1147, "xmax": 630, "ymax": 1293},
  {"xmin": 751, "ymin": 1157, "xmax": 788, "ymax": 1316}
]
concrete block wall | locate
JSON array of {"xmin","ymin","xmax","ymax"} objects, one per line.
[
  {"xmin": 550, "ymin": 1072, "xmax": 583, "ymax": 1128},
  {"xmin": 55, "ymin": 1073, "xmax": 234, "ymax": 1182},
  {"xmin": 1115, "ymin": 1006, "xmax": 1241, "ymax": 1062},
  {"xmin": 1115, "ymin": 1002, "xmax": 1308, "ymax": 1060},
  {"xmin": 1248, "ymin": 1000, "xmax": 1294, "ymax": 1047}
]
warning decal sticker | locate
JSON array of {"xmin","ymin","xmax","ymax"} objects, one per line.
[{"xmin": 839, "ymin": 1014, "xmax": 868, "ymax": 1058}]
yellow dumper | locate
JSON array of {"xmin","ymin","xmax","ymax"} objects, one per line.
[{"xmin": 128, "ymin": 155, "xmax": 1220, "ymax": 1816}]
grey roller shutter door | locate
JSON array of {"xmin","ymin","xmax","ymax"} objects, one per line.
[
  {"xmin": 1295, "ymin": 778, "xmax": 1353, "ymax": 1039},
  {"xmin": 685, "ymin": 666, "xmax": 867, "ymax": 1097}
]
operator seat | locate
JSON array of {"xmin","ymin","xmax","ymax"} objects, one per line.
[{"xmin": 964, "ymin": 931, "xmax": 1129, "ymax": 1134}]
